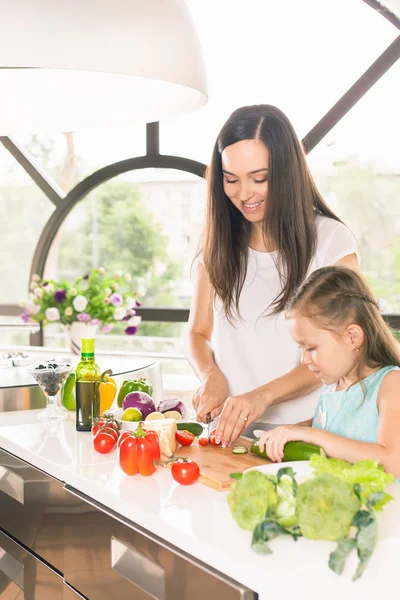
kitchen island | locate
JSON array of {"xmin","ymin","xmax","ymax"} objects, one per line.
[{"xmin": 0, "ymin": 410, "xmax": 397, "ymax": 600}]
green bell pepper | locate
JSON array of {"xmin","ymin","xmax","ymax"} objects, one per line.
[{"xmin": 117, "ymin": 377, "xmax": 153, "ymax": 408}]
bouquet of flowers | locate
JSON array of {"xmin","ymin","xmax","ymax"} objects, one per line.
[{"xmin": 20, "ymin": 267, "xmax": 142, "ymax": 335}]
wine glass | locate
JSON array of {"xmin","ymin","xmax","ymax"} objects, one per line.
[{"xmin": 27, "ymin": 361, "xmax": 72, "ymax": 422}]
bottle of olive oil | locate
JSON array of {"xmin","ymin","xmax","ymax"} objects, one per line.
[{"xmin": 75, "ymin": 338, "xmax": 100, "ymax": 431}]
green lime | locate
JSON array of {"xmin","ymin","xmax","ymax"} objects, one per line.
[
  {"xmin": 61, "ymin": 372, "xmax": 76, "ymax": 411},
  {"xmin": 121, "ymin": 407, "xmax": 143, "ymax": 422}
]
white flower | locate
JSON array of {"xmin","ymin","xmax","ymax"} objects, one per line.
[
  {"xmin": 25, "ymin": 301, "xmax": 40, "ymax": 315},
  {"xmin": 136, "ymin": 283, "xmax": 147, "ymax": 297},
  {"xmin": 114, "ymin": 270, "xmax": 123, "ymax": 278},
  {"xmin": 128, "ymin": 316, "xmax": 141, "ymax": 327},
  {"xmin": 103, "ymin": 297, "xmax": 111, "ymax": 305},
  {"xmin": 112, "ymin": 283, "xmax": 119, "ymax": 291},
  {"xmin": 65, "ymin": 307, "xmax": 73, "ymax": 316},
  {"xmin": 72, "ymin": 295, "xmax": 88, "ymax": 312},
  {"xmin": 97, "ymin": 267, "xmax": 106, "ymax": 275},
  {"xmin": 105, "ymin": 288, "xmax": 112, "ymax": 297},
  {"xmin": 46, "ymin": 283, "xmax": 54, "ymax": 293},
  {"xmin": 69, "ymin": 288, "xmax": 77, "ymax": 297},
  {"xmin": 30, "ymin": 281, "xmax": 38, "ymax": 290},
  {"xmin": 45, "ymin": 307, "xmax": 60, "ymax": 321},
  {"xmin": 31, "ymin": 274, "xmax": 41, "ymax": 282},
  {"xmin": 114, "ymin": 307, "xmax": 126, "ymax": 321},
  {"xmin": 125, "ymin": 296, "xmax": 136, "ymax": 310},
  {"xmin": 124, "ymin": 273, "xmax": 132, "ymax": 282},
  {"xmin": 34, "ymin": 287, "xmax": 43, "ymax": 299}
]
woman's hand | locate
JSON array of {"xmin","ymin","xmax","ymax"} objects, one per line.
[
  {"xmin": 258, "ymin": 425, "xmax": 308, "ymax": 462},
  {"xmin": 193, "ymin": 369, "xmax": 230, "ymax": 422},
  {"xmin": 215, "ymin": 391, "xmax": 267, "ymax": 447}
]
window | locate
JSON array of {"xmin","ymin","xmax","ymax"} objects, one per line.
[
  {"xmin": 160, "ymin": 0, "xmax": 398, "ymax": 163},
  {"xmin": 0, "ymin": 144, "xmax": 54, "ymax": 304},
  {"xmin": 308, "ymin": 59, "xmax": 400, "ymax": 311}
]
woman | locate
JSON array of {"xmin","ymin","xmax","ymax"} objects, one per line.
[{"xmin": 185, "ymin": 104, "xmax": 359, "ymax": 447}]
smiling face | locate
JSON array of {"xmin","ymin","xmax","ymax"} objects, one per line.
[
  {"xmin": 221, "ymin": 139, "xmax": 269, "ymax": 223},
  {"xmin": 286, "ymin": 314, "xmax": 362, "ymax": 385}
]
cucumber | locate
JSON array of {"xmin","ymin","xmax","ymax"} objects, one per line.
[
  {"xmin": 232, "ymin": 445, "xmax": 248, "ymax": 455},
  {"xmin": 251, "ymin": 439, "xmax": 326, "ymax": 461},
  {"xmin": 176, "ymin": 422, "xmax": 204, "ymax": 437}
]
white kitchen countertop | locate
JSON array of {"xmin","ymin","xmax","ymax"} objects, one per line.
[{"xmin": 0, "ymin": 410, "xmax": 397, "ymax": 600}]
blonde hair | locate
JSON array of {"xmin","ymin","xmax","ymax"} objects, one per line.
[{"xmin": 286, "ymin": 267, "xmax": 400, "ymax": 376}]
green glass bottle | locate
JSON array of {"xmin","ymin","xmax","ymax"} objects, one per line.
[{"xmin": 75, "ymin": 338, "xmax": 100, "ymax": 432}]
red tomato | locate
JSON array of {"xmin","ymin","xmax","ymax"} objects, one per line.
[
  {"xmin": 93, "ymin": 430, "xmax": 116, "ymax": 454},
  {"xmin": 198, "ymin": 437, "xmax": 208, "ymax": 447},
  {"xmin": 171, "ymin": 460, "xmax": 200, "ymax": 485},
  {"xmin": 209, "ymin": 431, "xmax": 221, "ymax": 446},
  {"xmin": 92, "ymin": 423, "xmax": 119, "ymax": 443},
  {"xmin": 175, "ymin": 430, "xmax": 195, "ymax": 446}
]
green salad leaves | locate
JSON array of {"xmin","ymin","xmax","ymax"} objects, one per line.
[{"xmin": 227, "ymin": 457, "xmax": 396, "ymax": 580}]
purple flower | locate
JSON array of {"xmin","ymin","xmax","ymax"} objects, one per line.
[
  {"xmin": 20, "ymin": 312, "xmax": 31, "ymax": 323},
  {"xmin": 42, "ymin": 281, "xmax": 48, "ymax": 287},
  {"xmin": 54, "ymin": 289, "xmax": 67, "ymax": 303},
  {"xmin": 100, "ymin": 323, "xmax": 113, "ymax": 334},
  {"xmin": 110, "ymin": 293, "xmax": 123, "ymax": 307},
  {"xmin": 77, "ymin": 312, "xmax": 91, "ymax": 322},
  {"xmin": 136, "ymin": 300, "xmax": 142, "ymax": 307},
  {"xmin": 122, "ymin": 315, "xmax": 131, "ymax": 321},
  {"xmin": 125, "ymin": 325, "xmax": 138, "ymax": 335},
  {"xmin": 83, "ymin": 273, "xmax": 89, "ymax": 280},
  {"xmin": 89, "ymin": 319, "xmax": 101, "ymax": 326},
  {"xmin": 128, "ymin": 309, "xmax": 136, "ymax": 316}
]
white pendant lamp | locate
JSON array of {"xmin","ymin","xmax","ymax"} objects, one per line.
[{"xmin": 0, "ymin": 0, "xmax": 208, "ymax": 133}]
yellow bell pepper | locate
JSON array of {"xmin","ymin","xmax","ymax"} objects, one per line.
[{"xmin": 99, "ymin": 369, "xmax": 117, "ymax": 415}]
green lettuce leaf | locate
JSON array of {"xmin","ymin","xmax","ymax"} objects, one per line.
[{"xmin": 310, "ymin": 455, "xmax": 395, "ymax": 510}]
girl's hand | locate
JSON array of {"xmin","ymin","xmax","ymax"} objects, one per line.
[
  {"xmin": 215, "ymin": 391, "xmax": 267, "ymax": 447},
  {"xmin": 258, "ymin": 425, "xmax": 307, "ymax": 462},
  {"xmin": 193, "ymin": 369, "xmax": 229, "ymax": 422}
]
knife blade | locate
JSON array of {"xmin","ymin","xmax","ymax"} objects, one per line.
[{"xmin": 205, "ymin": 412, "xmax": 212, "ymax": 442}]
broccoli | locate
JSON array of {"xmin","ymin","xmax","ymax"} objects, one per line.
[
  {"xmin": 228, "ymin": 470, "xmax": 278, "ymax": 531},
  {"xmin": 296, "ymin": 474, "xmax": 360, "ymax": 541}
]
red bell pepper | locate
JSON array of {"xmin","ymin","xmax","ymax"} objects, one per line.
[{"xmin": 118, "ymin": 423, "xmax": 160, "ymax": 476}]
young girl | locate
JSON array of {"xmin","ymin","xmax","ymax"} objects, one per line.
[{"xmin": 258, "ymin": 266, "xmax": 400, "ymax": 477}]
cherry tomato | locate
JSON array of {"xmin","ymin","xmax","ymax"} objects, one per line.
[
  {"xmin": 93, "ymin": 430, "xmax": 116, "ymax": 454},
  {"xmin": 92, "ymin": 423, "xmax": 119, "ymax": 443},
  {"xmin": 171, "ymin": 460, "xmax": 200, "ymax": 485},
  {"xmin": 209, "ymin": 431, "xmax": 221, "ymax": 446},
  {"xmin": 198, "ymin": 437, "xmax": 208, "ymax": 447},
  {"xmin": 175, "ymin": 430, "xmax": 195, "ymax": 446}
]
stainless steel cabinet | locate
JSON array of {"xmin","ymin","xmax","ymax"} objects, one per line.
[
  {"xmin": 64, "ymin": 486, "xmax": 255, "ymax": 600},
  {"xmin": 0, "ymin": 448, "xmax": 73, "ymax": 573},
  {"xmin": 0, "ymin": 529, "xmax": 64, "ymax": 599}
]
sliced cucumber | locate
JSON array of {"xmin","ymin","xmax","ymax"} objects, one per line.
[{"xmin": 232, "ymin": 445, "xmax": 248, "ymax": 455}]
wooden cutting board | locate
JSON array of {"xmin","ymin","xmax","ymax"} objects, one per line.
[{"xmin": 174, "ymin": 436, "xmax": 271, "ymax": 491}]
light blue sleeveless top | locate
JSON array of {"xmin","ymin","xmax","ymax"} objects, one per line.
[{"xmin": 312, "ymin": 365, "xmax": 400, "ymax": 442}]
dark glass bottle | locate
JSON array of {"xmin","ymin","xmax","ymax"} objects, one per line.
[{"xmin": 75, "ymin": 338, "xmax": 100, "ymax": 431}]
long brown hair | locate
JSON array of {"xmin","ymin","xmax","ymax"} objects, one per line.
[
  {"xmin": 202, "ymin": 104, "xmax": 341, "ymax": 321},
  {"xmin": 286, "ymin": 266, "xmax": 400, "ymax": 374}
]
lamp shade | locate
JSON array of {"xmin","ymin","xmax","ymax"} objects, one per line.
[{"xmin": 0, "ymin": 0, "xmax": 208, "ymax": 133}]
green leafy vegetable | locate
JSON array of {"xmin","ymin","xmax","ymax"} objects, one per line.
[
  {"xmin": 251, "ymin": 520, "xmax": 302, "ymax": 555},
  {"xmin": 274, "ymin": 467, "xmax": 298, "ymax": 527},
  {"xmin": 296, "ymin": 474, "xmax": 360, "ymax": 541},
  {"xmin": 329, "ymin": 538, "xmax": 357, "ymax": 575},
  {"xmin": 352, "ymin": 509, "xmax": 378, "ymax": 581},
  {"xmin": 227, "ymin": 470, "xmax": 278, "ymax": 531},
  {"xmin": 310, "ymin": 455, "xmax": 395, "ymax": 510}
]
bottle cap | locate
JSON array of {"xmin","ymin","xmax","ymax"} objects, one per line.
[{"xmin": 81, "ymin": 338, "xmax": 95, "ymax": 357}]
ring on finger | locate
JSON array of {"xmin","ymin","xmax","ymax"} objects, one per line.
[{"xmin": 239, "ymin": 415, "xmax": 248, "ymax": 422}]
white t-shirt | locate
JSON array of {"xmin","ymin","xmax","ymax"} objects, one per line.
[{"xmin": 211, "ymin": 216, "xmax": 359, "ymax": 424}]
